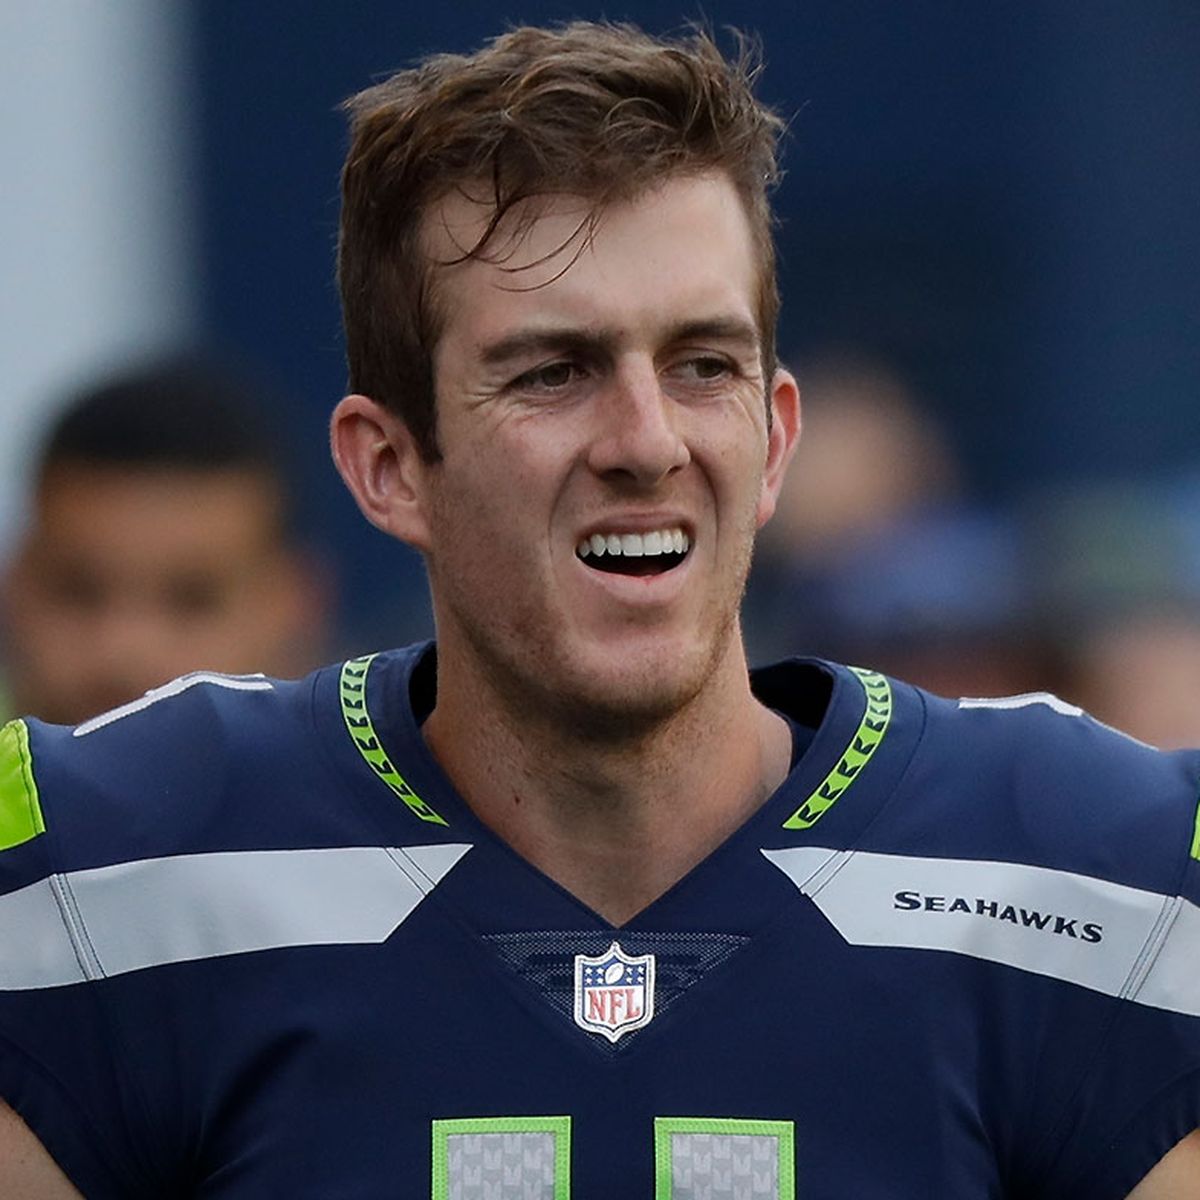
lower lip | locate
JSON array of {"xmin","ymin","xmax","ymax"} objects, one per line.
[{"xmin": 573, "ymin": 552, "xmax": 693, "ymax": 600}]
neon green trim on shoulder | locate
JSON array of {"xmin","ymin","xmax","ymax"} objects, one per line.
[
  {"xmin": 782, "ymin": 666, "xmax": 892, "ymax": 830},
  {"xmin": 1190, "ymin": 795, "xmax": 1200, "ymax": 862},
  {"xmin": 0, "ymin": 720, "xmax": 45, "ymax": 851},
  {"xmin": 340, "ymin": 655, "xmax": 448, "ymax": 826}
]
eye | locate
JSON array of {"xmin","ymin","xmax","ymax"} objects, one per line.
[
  {"xmin": 687, "ymin": 356, "xmax": 732, "ymax": 379},
  {"xmin": 669, "ymin": 355, "xmax": 735, "ymax": 384},
  {"xmin": 510, "ymin": 360, "xmax": 585, "ymax": 392}
]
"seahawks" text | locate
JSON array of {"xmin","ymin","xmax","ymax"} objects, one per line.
[{"xmin": 893, "ymin": 890, "xmax": 1103, "ymax": 942}]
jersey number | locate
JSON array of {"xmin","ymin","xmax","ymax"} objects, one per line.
[{"xmin": 432, "ymin": 1115, "xmax": 795, "ymax": 1198}]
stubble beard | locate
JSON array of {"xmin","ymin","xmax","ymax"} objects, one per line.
[
  {"xmin": 451, "ymin": 538, "xmax": 756, "ymax": 751},
  {"xmin": 467, "ymin": 609, "xmax": 744, "ymax": 750}
]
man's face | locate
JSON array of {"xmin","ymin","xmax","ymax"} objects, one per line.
[
  {"xmin": 3, "ymin": 464, "xmax": 319, "ymax": 724},
  {"xmin": 407, "ymin": 172, "xmax": 797, "ymax": 731}
]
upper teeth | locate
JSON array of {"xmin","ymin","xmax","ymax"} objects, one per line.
[{"xmin": 576, "ymin": 527, "xmax": 689, "ymax": 559}]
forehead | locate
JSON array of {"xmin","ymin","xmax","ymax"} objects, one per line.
[{"xmin": 422, "ymin": 172, "xmax": 761, "ymax": 354}]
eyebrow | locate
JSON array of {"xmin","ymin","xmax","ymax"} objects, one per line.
[
  {"xmin": 478, "ymin": 315, "xmax": 761, "ymax": 367},
  {"xmin": 666, "ymin": 316, "xmax": 761, "ymax": 351},
  {"xmin": 479, "ymin": 327, "xmax": 616, "ymax": 367}
]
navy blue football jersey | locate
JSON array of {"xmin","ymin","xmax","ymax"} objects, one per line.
[{"xmin": 1, "ymin": 644, "xmax": 1198, "ymax": 1198}]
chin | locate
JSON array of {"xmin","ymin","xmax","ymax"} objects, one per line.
[{"xmin": 546, "ymin": 638, "xmax": 727, "ymax": 742}]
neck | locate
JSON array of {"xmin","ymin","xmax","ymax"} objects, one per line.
[{"xmin": 422, "ymin": 640, "xmax": 792, "ymax": 924}]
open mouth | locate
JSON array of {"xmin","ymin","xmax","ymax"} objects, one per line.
[{"xmin": 575, "ymin": 527, "xmax": 691, "ymax": 576}]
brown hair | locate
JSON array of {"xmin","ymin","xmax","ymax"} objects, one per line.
[{"xmin": 339, "ymin": 21, "xmax": 785, "ymax": 459}]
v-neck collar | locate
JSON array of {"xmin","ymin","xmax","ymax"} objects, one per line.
[{"xmin": 323, "ymin": 643, "xmax": 924, "ymax": 930}]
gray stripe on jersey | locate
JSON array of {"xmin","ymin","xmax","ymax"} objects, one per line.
[
  {"xmin": 0, "ymin": 876, "xmax": 88, "ymax": 989},
  {"xmin": 1138, "ymin": 894, "xmax": 1200, "ymax": 1016},
  {"xmin": 762, "ymin": 846, "xmax": 1200, "ymax": 1017},
  {"xmin": 0, "ymin": 843, "xmax": 471, "ymax": 990},
  {"xmin": 73, "ymin": 671, "xmax": 274, "ymax": 737}
]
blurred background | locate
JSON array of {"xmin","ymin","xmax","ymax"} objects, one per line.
[{"xmin": 2, "ymin": 2, "xmax": 1199, "ymax": 743}]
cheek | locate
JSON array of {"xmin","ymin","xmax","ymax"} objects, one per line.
[
  {"xmin": 731, "ymin": 430, "xmax": 777, "ymax": 530},
  {"xmin": 701, "ymin": 431, "xmax": 772, "ymax": 530},
  {"xmin": 22, "ymin": 637, "xmax": 80, "ymax": 685},
  {"xmin": 426, "ymin": 488, "xmax": 526, "ymax": 603},
  {"xmin": 432, "ymin": 439, "xmax": 562, "ymax": 551}
]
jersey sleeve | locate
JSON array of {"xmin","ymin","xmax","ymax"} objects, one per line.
[
  {"xmin": 0, "ymin": 718, "xmax": 180, "ymax": 1198},
  {"xmin": 1037, "ymin": 750, "xmax": 1200, "ymax": 1199}
]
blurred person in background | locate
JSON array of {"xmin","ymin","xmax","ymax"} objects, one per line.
[
  {"xmin": 753, "ymin": 355, "xmax": 961, "ymax": 573},
  {"xmin": 744, "ymin": 354, "xmax": 1042, "ymax": 697},
  {"xmin": 1028, "ymin": 481, "xmax": 1200, "ymax": 751},
  {"xmin": 1070, "ymin": 609, "xmax": 1200, "ymax": 751},
  {"xmin": 0, "ymin": 355, "xmax": 330, "ymax": 724}
]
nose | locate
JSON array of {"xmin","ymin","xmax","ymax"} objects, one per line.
[{"xmin": 586, "ymin": 361, "xmax": 689, "ymax": 487}]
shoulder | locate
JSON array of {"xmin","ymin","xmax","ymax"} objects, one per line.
[
  {"xmin": 907, "ymin": 686, "xmax": 1200, "ymax": 895},
  {"xmin": 2, "ymin": 663, "xmax": 340, "ymax": 878}
]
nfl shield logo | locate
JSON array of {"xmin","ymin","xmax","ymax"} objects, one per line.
[{"xmin": 573, "ymin": 941, "xmax": 655, "ymax": 1042}]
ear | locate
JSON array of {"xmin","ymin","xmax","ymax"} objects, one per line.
[
  {"xmin": 756, "ymin": 367, "xmax": 802, "ymax": 528},
  {"xmin": 330, "ymin": 394, "xmax": 434, "ymax": 552}
]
